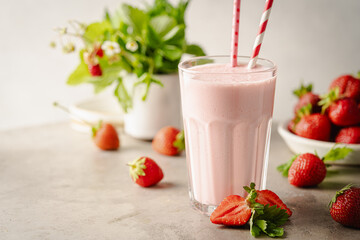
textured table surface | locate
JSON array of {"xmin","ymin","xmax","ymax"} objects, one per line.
[{"xmin": 0, "ymin": 122, "xmax": 359, "ymax": 240}]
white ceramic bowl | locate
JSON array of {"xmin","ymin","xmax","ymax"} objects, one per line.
[{"xmin": 278, "ymin": 121, "xmax": 360, "ymax": 165}]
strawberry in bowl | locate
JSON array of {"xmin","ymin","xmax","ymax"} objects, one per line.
[{"xmin": 279, "ymin": 75, "xmax": 360, "ymax": 165}]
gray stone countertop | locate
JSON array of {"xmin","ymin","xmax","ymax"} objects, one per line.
[{"xmin": 0, "ymin": 122, "xmax": 359, "ymax": 240}]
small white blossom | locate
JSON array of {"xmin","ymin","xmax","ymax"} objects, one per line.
[
  {"xmin": 101, "ymin": 41, "xmax": 121, "ymax": 57},
  {"xmin": 126, "ymin": 40, "xmax": 138, "ymax": 52}
]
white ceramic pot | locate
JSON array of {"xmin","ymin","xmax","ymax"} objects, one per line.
[{"xmin": 123, "ymin": 73, "xmax": 182, "ymax": 140}]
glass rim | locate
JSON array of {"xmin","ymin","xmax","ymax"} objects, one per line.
[{"xmin": 178, "ymin": 55, "xmax": 277, "ymax": 75}]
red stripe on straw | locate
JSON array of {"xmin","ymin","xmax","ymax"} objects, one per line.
[
  {"xmin": 248, "ymin": 0, "xmax": 274, "ymax": 69},
  {"xmin": 231, "ymin": 0, "xmax": 241, "ymax": 67},
  {"xmin": 251, "ymin": 44, "xmax": 262, "ymax": 58},
  {"xmin": 259, "ymin": 20, "xmax": 268, "ymax": 35}
]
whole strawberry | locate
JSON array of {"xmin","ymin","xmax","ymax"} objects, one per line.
[
  {"xmin": 288, "ymin": 153, "xmax": 326, "ymax": 187},
  {"xmin": 293, "ymin": 104, "xmax": 331, "ymax": 141},
  {"xmin": 335, "ymin": 126, "xmax": 360, "ymax": 144},
  {"xmin": 128, "ymin": 157, "xmax": 163, "ymax": 187},
  {"xmin": 320, "ymin": 88, "xmax": 360, "ymax": 126},
  {"xmin": 152, "ymin": 126, "xmax": 185, "ymax": 156},
  {"xmin": 88, "ymin": 64, "xmax": 102, "ymax": 76},
  {"xmin": 293, "ymin": 83, "xmax": 320, "ymax": 114},
  {"xmin": 329, "ymin": 74, "xmax": 360, "ymax": 101},
  {"xmin": 327, "ymin": 98, "xmax": 360, "ymax": 126},
  {"xmin": 278, "ymin": 147, "xmax": 353, "ymax": 187},
  {"xmin": 92, "ymin": 122, "xmax": 119, "ymax": 150},
  {"xmin": 329, "ymin": 184, "xmax": 360, "ymax": 229}
]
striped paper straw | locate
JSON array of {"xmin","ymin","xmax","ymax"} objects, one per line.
[
  {"xmin": 247, "ymin": 0, "xmax": 274, "ymax": 69},
  {"xmin": 231, "ymin": 0, "xmax": 241, "ymax": 67}
]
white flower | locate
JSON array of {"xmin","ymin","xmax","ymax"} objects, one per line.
[
  {"xmin": 126, "ymin": 40, "xmax": 138, "ymax": 52},
  {"xmin": 101, "ymin": 41, "xmax": 121, "ymax": 57}
]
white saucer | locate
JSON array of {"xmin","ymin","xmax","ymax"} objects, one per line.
[{"xmin": 68, "ymin": 95, "xmax": 124, "ymax": 133}]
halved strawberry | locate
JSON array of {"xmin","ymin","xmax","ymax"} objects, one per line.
[
  {"xmin": 256, "ymin": 190, "xmax": 293, "ymax": 217},
  {"xmin": 210, "ymin": 195, "xmax": 251, "ymax": 226}
]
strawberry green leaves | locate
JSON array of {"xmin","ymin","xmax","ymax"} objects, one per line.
[
  {"xmin": 173, "ymin": 130, "xmax": 185, "ymax": 151},
  {"xmin": 277, "ymin": 154, "xmax": 298, "ymax": 177},
  {"xmin": 128, "ymin": 157, "xmax": 147, "ymax": 181},
  {"xmin": 293, "ymin": 83, "xmax": 313, "ymax": 98},
  {"xmin": 250, "ymin": 204, "xmax": 289, "ymax": 238},
  {"xmin": 329, "ymin": 183, "xmax": 354, "ymax": 208},
  {"xmin": 322, "ymin": 146, "xmax": 353, "ymax": 162},
  {"xmin": 319, "ymin": 87, "xmax": 340, "ymax": 114},
  {"xmin": 244, "ymin": 183, "xmax": 289, "ymax": 238}
]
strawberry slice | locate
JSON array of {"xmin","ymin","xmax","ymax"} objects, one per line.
[
  {"xmin": 256, "ymin": 190, "xmax": 293, "ymax": 217},
  {"xmin": 210, "ymin": 195, "xmax": 251, "ymax": 226}
]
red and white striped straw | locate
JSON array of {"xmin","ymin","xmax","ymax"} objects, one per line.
[
  {"xmin": 247, "ymin": 0, "xmax": 274, "ymax": 69},
  {"xmin": 231, "ymin": 0, "xmax": 241, "ymax": 67}
]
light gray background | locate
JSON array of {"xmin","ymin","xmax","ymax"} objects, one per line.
[{"xmin": 1, "ymin": 0, "xmax": 360, "ymax": 130}]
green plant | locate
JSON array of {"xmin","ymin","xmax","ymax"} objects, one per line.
[{"xmin": 51, "ymin": 0, "xmax": 205, "ymax": 113}]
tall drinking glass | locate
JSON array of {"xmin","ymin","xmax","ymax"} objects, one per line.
[{"xmin": 178, "ymin": 56, "xmax": 277, "ymax": 215}]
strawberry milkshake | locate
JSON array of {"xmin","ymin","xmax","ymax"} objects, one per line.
[{"xmin": 179, "ymin": 56, "xmax": 276, "ymax": 215}]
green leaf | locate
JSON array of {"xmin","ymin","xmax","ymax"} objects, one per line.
[
  {"xmin": 67, "ymin": 62, "xmax": 91, "ymax": 85},
  {"xmin": 173, "ymin": 130, "xmax": 185, "ymax": 151},
  {"xmin": 150, "ymin": 15, "xmax": 177, "ymax": 38},
  {"xmin": 357, "ymin": 71, "xmax": 360, "ymax": 78},
  {"xmin": 322, "ymin": 146, "xmax": 353, "ymax": 162},
  {"xmin": 319, "ymin": 87, "xmax": 340, "ymax": 114},
  {"xmin": 277, "ymin": 154, "xmax": 298, "ymax": 177},
  {"xmin": 119, "ymin": 4, "xmax": 147, "ymax": 35},
  {"xmin": 146, "ymin": 25, "xmax": 162, "ymax": 48},
  {"xmin": 83, "ymin": 21, "xmax": 112, "ymax": 42},
  {"xmin": 293, "ymin": 83, "xmax": 312, "ymax": 98},
  {"xmin": 91, "ymin": 120, "xmax": 102, "ymax": 138},
  {"xmin": 163, "ymin": 25, "xmax": 185, "ymax": 44},
  {"xmin": 161, "ymin": 45, "xmax": 183, "ymax": 61},
  {"xmin": 114, "ymin": 77, "xmax": 132, "ymax": 113},
  {"xmin": 185, "ymin": 44, "xmax": 206, "ymax": 56},
  {"xmin": 255, "ymin": 219, "xmax": 267, "ymax": 231},
  {"xmin": 249, "ymin": 204, "xmax": 289, "ymax": 238}
]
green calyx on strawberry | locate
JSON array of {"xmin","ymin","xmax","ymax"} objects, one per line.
[
  {"xmin": 173, "ymin": 130, "xmax": 185, "ymax": 151},
  {"xmin": 319, "ymin": 87, "xmax": 340, "ymax": 114},
  {"xmin": 128, "ymin": 157, "xmax": 164, "ymax": 187},
  {"xmin": 210, "ymin": 183, "xmax": 290, "ymax": 238},
  {"xmin": 329, "ymin": 183, "xmax": 354, "ymax": 209},
  {"xmin": 152, "ymin": 127, "xmax": 185, "ymax": 156},
  {"xmin": 277, "ymin": 147, "xmax": 353, "ymax": 187},
  {"xmin": 329, "ymin": 184, "xmax": 360, "ymax": 229},
  {"xmin": 293, "ymin": 83, "xmax": 313, "ymax": 98}
]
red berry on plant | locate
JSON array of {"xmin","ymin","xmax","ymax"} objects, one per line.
[{"xmin": 88, "ymin": 64, "xmax": 102, "ymax": 76}]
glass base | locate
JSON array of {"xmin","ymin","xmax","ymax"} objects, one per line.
[{"xmin": 189, "ymin": 191, "xmax": 217, "ymax": 216}]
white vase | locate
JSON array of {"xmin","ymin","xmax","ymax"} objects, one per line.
[{"xmin": 123, "ymin": 73, "xmax": 182, "ymax": 140}]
